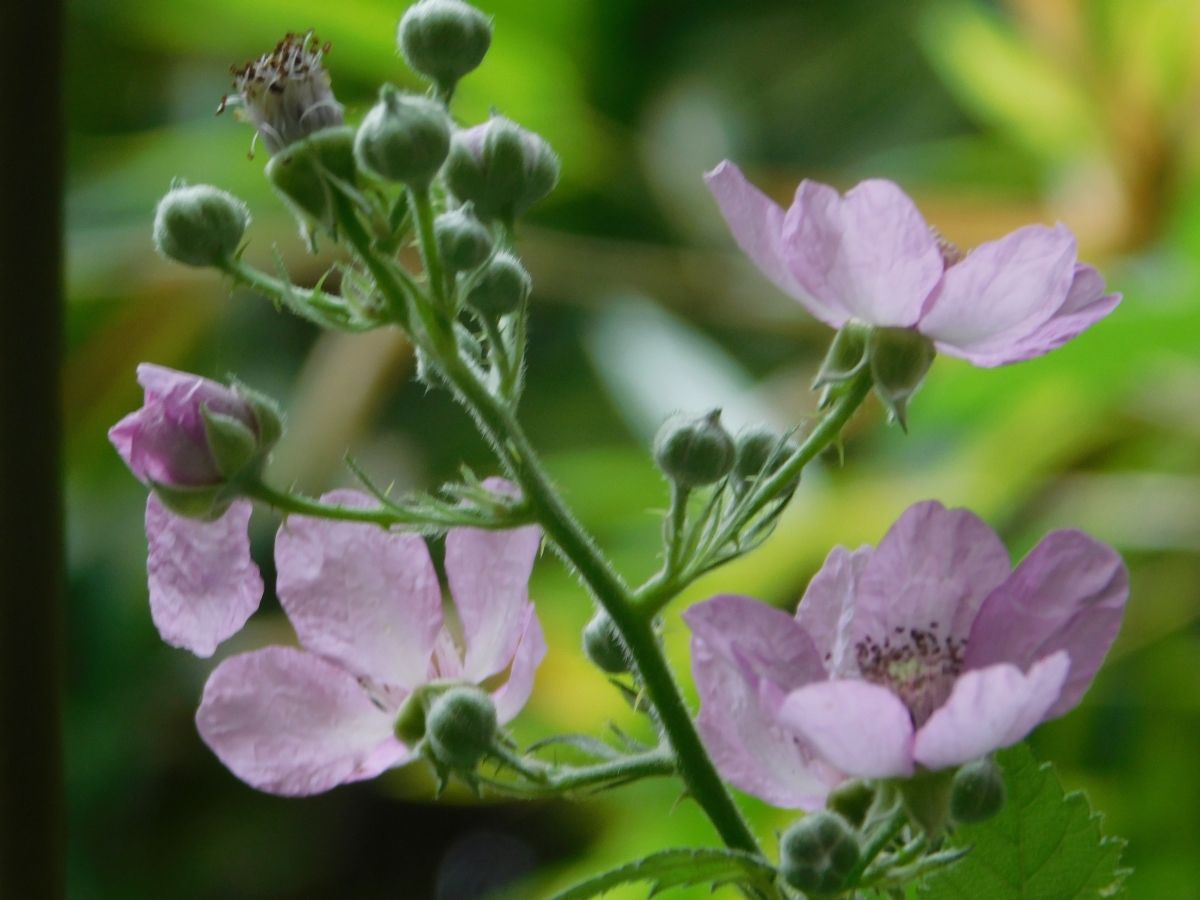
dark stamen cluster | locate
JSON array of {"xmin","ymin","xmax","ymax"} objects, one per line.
[
  {"xmin": 856, "ymin": 621, "xmax": 964, "ymax": 727},
  {"xmin": 232, "ymin": 31, "xmax": 331, "ymax": 94},
  {"xmin": 930, "ymin": 227, "xmax": 965, "ymax": 268}
]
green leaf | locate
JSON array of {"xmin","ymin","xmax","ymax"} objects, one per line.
[
  {"xmin": 547, "ymin": 848, "xmax": 777, "ymax": 900},
  {"xmin": 920, "ymin": 744, "xmax": 1129, "ymax": 900}
]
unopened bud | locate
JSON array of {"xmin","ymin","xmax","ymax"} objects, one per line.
[
  {"xmin": 867, "ymin": 326, "xmax": 935, "ymax": 431},
  {"xmin": 445, "ymin": 116, "xmax": 559, "ymax": 221},
  {"xmin": 465, "ymin": 251, "xmax": 530, "ymax": 318},
  {"xmin": 733, "ymin": 427, "xmax": 798, "ymax": 494},
  {"xmin": 950, "ymin": 757, "xmax": 1006, "ymax": 824},
  {"xmin": 354, "ymin": 85, "xmax": 451, "ymax": 191},
  {"xmin": 434, "ymin": 207, "xmax": 493, "ymax": 272},
  {"xmin": 653, "ymin": 410, "xmax": 736, "ymax": 489},
  {"xmin": 825, "ymin": 779, "xmax": 876, "ymax": 829},
  {"xmin": 398, "ymin": 0, "xmax": 492, "ymax": 96},
  {"xmin": 582, "ymin": 611, "xmax": 630, "ymax": 674},
  {"xmin": 779, "ymin": 811, "xmax": 861, "ymax": 896},
  {"xmin": 265, "ymin": 127, "xmax": 357, "ymax": 235},
  {"xmin": 426, "ymin": 686, "xmax": 497, "ymax": 770},
  {"xmin": 153, "ymin": 184, "xmax": 249, "ymax": 268}
]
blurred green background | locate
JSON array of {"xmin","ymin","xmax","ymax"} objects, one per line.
[{"xmin": 64, "ymin": 0, "xmax": 1200, "ymax": 896}]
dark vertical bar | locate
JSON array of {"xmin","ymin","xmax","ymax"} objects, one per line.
[{"xmin": 0, "ymin": 0, "xmax": 68, "ymax": 896}]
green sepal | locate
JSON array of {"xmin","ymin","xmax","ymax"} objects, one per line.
[
  {"xmin": 827, "ymin": 778, "xmax": 878, "ymax": 829},
  {"xmin": 265, "ymin": 127, "xmax": 357, "ymax": 235},
  {"xmin": 867, "ymin": 326, "xmax": 935, "ymax": 431},
  {"xmin": 394, "ymin": 690, "xmax": 428, "ymax": 747},
  {"xmin": 201, "ymin": 406, "xmax": 259, "ymax": 479},
  {"xmin": 814, "ymin": 319, "xmax": 871, "ymax": 389},
  {"xmin": 147, "ymin": 480, "xmax": 229, "ymax": 520},
  {"xmin": 896, "ymin": 766, "xmax": 957, "ymax": 839},
  {"xmin": 231, "ymin": 381, "xmax": 285, "ymax": 452}
]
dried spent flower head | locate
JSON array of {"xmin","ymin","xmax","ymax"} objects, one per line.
[{"xmin": 221, "ymin": 31, "xmax": 344, "ymax": 156}]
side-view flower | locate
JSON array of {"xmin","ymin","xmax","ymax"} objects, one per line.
[
  {"xmin": 197, "ymin": 486, "xmax": 545, "ymax": 796},
  {"xmin": 686, "ymin": 500, "xmax": 1128, "ymax": 809},
  {"xmin": 706, "ymin": 162, "xmax": 1121, "ymax": 370},
  {"xmin": 109, "ymin": 364, "xmax": 275, "ymax": 656}
]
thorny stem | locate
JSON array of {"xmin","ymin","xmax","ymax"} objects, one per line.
[
  {"xmin": 324, "ymin": 197, "xmax": 767, "ymax": 863},
  {"xmin": 484, "ymin": 746, "xmax": 677, "ymax": 798},
  {"xmin": 244, "ymin": 480, "xmax": 533, "ymax": 531}
]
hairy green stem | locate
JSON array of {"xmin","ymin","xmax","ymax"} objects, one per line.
[
  {"xmin": 244, "ymin": 480, "xmax": 530, "ymax": 530},
  {"xmin": 485, "ymin": 746, "xmax": 676, "ymax": 798},
  {"xmin": 331, "ymin": 194, "xmax": 765, "ymax": 861},
  {"xmin": 633, "ymin": 369, "xmax": 873, "ymax": 616}
]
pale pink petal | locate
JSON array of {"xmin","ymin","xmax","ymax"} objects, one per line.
[
  {"xmin": 445, "ymin": 522, "xmax": 542, "ymax": 683},
  {"xmin": 684, "ymin": 594, "xmax": 827, "ymax": 690},
  {"xmin": 491, "ymin": 603, "xmax": 547, "ymax": 724},
  {"xmin": 689, "ymin": 630, "xmax": 839, "ymax": 810},
  {"xmin": 966, "ymin": 530, "xmax": 1128, "ymax": 719},
  {"xmin": 704, "ymin": 161, "xmax": 849, "ymax": 328},
  {"xmin": 851, "ymin": 501, "xmax": 1011, "ymax": 653},
  {"xmin": 912, "ymin": 652, "xmax": 1069, "ymax": 771},
  {"xmin": 275, "ymin": 489, "xmax": 442, "ymax": 690},
  {"xmin": 145, "ymin": 494, "xmax": 262, "ymax": 657},
  {"xmin": 950, "ymin": 264, "xmax": 1121, "ymax": 367},
  {"xmin": 196, "ymin": 646, "xmax": 407, "ymax": 796},
  {"xmin": 920, "ymin": 223, "xmax": 1077, "ymax": 355},
  {"xmin": 778, "ymin": 679, "xmax": 915, "ymax": 778},
  {"xmin": 816, "ymin": 179, "xmax": 943, "ymax": 327},
  {"xmin": 795, "ymin": 545, "xmax": 873, "ymax": 676}
]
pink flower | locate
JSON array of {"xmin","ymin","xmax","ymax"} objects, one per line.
[
  {"xmin": 196, "ymin": 487, "xmax": 546, "ymax": 796},
  {"xmin": 109, "ymin": 363, "xmax": 259, "ymax": 489},
  {"xmin": 704, "ymin": 162, "xmax": 1120, "ymax": 368},
  {"xmin": 110, "ymin": 364, "xmax": 267, "ymax": 657},
  {"xmin": 684, "ymin": 501, "xmax": 1127, "ymax": 807}
]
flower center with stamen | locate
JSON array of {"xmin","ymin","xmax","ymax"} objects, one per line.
[
  {"xmin": 930, "ymin": 227, "xmax": 965, "ymax": 268},
  {"xmin": 224, "ymin": 31, "xmax": 344, "ymax": 155},
  {"xmin": 855, "ymin": 624, "xmax": 964, "ymax": 727}
]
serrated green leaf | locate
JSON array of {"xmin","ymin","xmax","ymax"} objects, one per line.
[
  {"xmin": 547, "ymin": 848, "xmax": 777, "ymax": 900},
  {"xmin": 919, "ymin": 744, "xmax": 1129, "ymax": 900}
]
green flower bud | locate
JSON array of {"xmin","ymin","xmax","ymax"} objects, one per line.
[
  {"xmin": 398, "ymin": 0, "xmax": 492, "ymax": 96},
  {"xmin": 813, "ymin": 319, "xmax": 870, "ymax": 389},
  {"xmin": 950, "ymin": 757, "xmax": 1007, "ymax": 824},
  {"xmin": 426, "ymin": 686, "xmax": 497, "ymax": 770},
  {"xmin": 354, "ymin": 85, "xmax": 451, "ymax": 190},
  {"xmin": 265, "ymin": 127, "xmax": 357, "ymax": 235},
  {"xmin": 444, "ymin": 116, "xmax": 560, "ymax": 221},
  {"xmin": 732, "ymin": 427, "xmax": 798, "ymax": 494},
  {"xmin": 825, "ymin": 779, "xmax": 877, "ymax": 829},
  {"xmin": 465, "ymin": 251, "xmax": 531, "ymax": 318},
  {"xmin": 653, "ymin": 410, "xmax": 736, "ymax": 489},
  {"xmin": 153, "ymin": 184, "xmax": 249, "ymax": 268},
  {"xmin": 582, "ymin": 611, "xmax": 630, "ymax": 674},
  {"xmin": 779, "ymin": 811, "xmax": 861, "ymax": 896},
  {"xmin": 867, "ymin": 326, "xmax": 935, "ymax": 431},
  {"xmin": 434, "ymin": 207, "xmax": 493, "ymax": 272}
]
